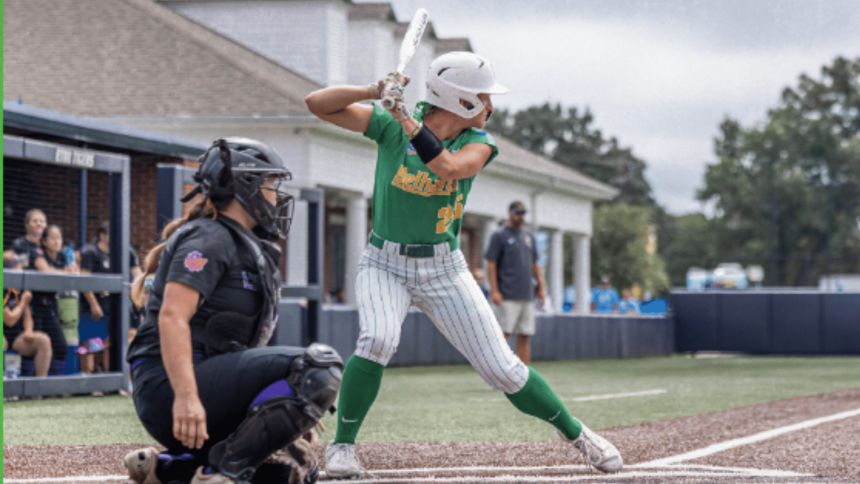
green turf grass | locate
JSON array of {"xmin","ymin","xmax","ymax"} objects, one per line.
[{"xmin": 4, "ymin": 355, "xmax": 860, "ymax": 445}]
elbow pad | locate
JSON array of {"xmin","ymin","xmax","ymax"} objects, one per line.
[{"xmin": 410, "ymin": 124, "xmax": 444, "ymax": 165}]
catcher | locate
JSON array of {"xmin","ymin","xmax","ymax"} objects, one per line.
[{"xmin": 123, "ymin": 138, "xmax": 342, "ymax": 484}]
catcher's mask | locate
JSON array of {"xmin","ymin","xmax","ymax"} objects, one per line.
[{"xmin": 183, "ymin": 138, "xmax": 295, "ymax": 239}]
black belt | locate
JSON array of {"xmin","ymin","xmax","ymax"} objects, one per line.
[{"xmin": 369, "ymin": 232, "xmax": 457, "ymax": 258}]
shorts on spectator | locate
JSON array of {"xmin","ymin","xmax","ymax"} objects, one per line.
[
  {"xmin": 495, "ymin": 300, "xmax": 536, "ymax": 336},
  {"xmin": 78, "ymin": 312, "xmax": 109, "ymax": 354}
]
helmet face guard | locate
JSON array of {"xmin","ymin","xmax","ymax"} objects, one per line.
[
  {"xmin": 232, "ymin": 161, "xmax": 295, "ymax": 240},
  {"xmin": 191, "ymin": 138, "xmax": 295, "ymax": 240}
]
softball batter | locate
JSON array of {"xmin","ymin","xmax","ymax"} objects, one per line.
[{"xmin": 306, "ymin": 52, "xmax": 622, "ymax": 478}]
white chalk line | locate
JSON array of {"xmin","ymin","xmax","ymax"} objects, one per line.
[
  {"xmin": 639, "ymin": 406, "xmax": 860, "ymax": 466},
  {"xmin": 4, "ymin": 464, "xmax": 810, "ymax": 483},
  {"xmin": 573, "ymin": 389, "xmax": 667, "ymax": 402},
  {"xmin": 3, "ymin": 477, "xmax": 130, "ymax": 483}
]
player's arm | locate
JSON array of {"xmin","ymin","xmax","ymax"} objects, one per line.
[
  {"xmin": 305, "ymin": 85, "xmax": 376, "ymax": 133},
  {"xmin": 3, "ymin": 305, "xmax": 23, "ymax": 327},
  {"xmin": 21, "ymin": 303, "xmax": 35, "ymax": 335},
  {"xmin": 33, "ymin": 255, "xmax": 67, "ymax": 274},
  {"xmin": 79, "ymin": 267, "xmax": 104, "ymax": 320},
  {"xmin": 486, "ymin": 260, "xmax": 503, "ymax": 306},
  {"xmin": 396, "ymin": 114, "xmax": 492, "ymax": 180},
  {"xmin": 484, "ymin": 234, "xmax": 505, "ymax": 306},
  {"xmin": 160, "ymin": 281, "xmax": 209, "ymax": 449}
]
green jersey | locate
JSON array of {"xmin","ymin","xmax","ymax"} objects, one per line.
[{"xmin": 364, "ymin": 102, "xmax": 499, "ymax": 245}]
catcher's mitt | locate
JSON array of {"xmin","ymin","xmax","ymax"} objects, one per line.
[{"xmin": 264, "ymin": 429, "xmax": 320, "ymax": 484}]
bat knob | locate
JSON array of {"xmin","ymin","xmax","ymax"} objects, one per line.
[{"xmin": 381, "ymin": 97, "xmax": 396, "ymax": 110}]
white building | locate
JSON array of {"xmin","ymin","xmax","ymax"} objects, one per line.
[{"xmin": 3, "ymin": 0, "xmax": 616, "ymax": 313}]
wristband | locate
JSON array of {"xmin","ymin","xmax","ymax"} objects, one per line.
[
  {"xmin": 407, "ymin": 123, "xmax": 423, "ymax": 140},
  {"xmin": 410, "ymin": 124, "xmax": 444, "ymax": 164}
]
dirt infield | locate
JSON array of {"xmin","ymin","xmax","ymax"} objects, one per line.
[{"xmin": 4, "ymin": 387, "xmax": 860, "ymax": 483}]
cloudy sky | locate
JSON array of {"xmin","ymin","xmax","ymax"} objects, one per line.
[{"xmin": 363, "ymin": 0, "xmax": 860, "ymax": 214}]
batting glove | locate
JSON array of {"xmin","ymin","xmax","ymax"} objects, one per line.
[{"xmin": 367, "ymin": 72, "xmax": 411, "ymax": 100}]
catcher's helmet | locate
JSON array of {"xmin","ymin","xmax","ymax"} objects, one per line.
[{"xmin": 184, "ymin": 137, "xmax": 294, "ymax": 239}]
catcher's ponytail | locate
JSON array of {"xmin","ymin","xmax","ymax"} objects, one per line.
[{"xmin": 130, "ymin": 194, "xmax": 232, "ymax": 309}]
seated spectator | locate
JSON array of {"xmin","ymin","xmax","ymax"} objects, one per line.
[
  {"xmin": 618, "ymin": 289, "xmax": 641, "ymax": 315},
  {"xmin": 590, "ymin": 277, "xmax": 620, "ymax": 314},
  {"xmin": 10, "ymin": 208, "xmax": 47, "ymax": 268},
  {"xmin": 4, "ymin": 288, "xmax": 52, "ymax": 377},
  {"xmin": 29, "ymin": 224, "xmax": 76, "ymax": 375},
  {"xmin": 562, "ymin": 285, "xmax": 576, "ymax": 312}
]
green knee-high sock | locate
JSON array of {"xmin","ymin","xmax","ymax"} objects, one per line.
[
  {"xmin": 505, "ymin": 367, "xmax": 583, "ymax": 440},
  {"xmin": 334, "ymin": 355, "xmax": 385, "ymax": 445}
]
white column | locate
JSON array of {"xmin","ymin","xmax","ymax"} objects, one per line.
[
  {"xmin": 344, "ymin": 195, "xmax": 368, "ymax": 305},
  {"xmin": 573, "ymin": 234, "xmax": 591, "ymax": 314},
  {"xmin": 549, "ymin": 230, "xmax": 564, "ymax": 314},
  {"xmin": 286, "ymin": 200, "xmax": 309, "ymax": 287},
  {"xmin": 481, "ymin": 217, "xmax": 497, "ymax": 270}
]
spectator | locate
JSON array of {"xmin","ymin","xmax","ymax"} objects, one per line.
[
  {"xmin": 590, "ymin": 277, "xmax": 620, "ymax": 314},
  {"xmin": 78, "ymin": 221, "xmax": 142, "ymax": 374},
  {"xmin": 29, "ymin": 225, "xmax": 76, "ymax": 375},
  {"xmin": 618, "ymin": 290, "xmax": 641, "ymax": 315},
  {"xmin": 485, "ymin": 201, "xmax": 546, "ymax": 365},
  {"xmin": 472, "ymin": 267, "xmax": 490, "ymax": 300},
  {"xmin": 562, "ymin": 285, "xmax": 576, "ymax": 312},
  {"xmin": 4, "ymin": 288, "xmax": 52, "ymax": 377},
  {"xmin": 11, "ymin": 208, "xmax": 47, "ymax": 268}
]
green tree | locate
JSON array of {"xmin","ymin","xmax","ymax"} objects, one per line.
[
  {"xmin": 698, "ymin": 56, "xmax": 860, "ymax": 286},
  {"xmin": 487, "ymin": 103, "xmax": 655, "ymax": 206},
  {"xmin": 661, "ymin": 213, "xmax": 718, "ymax": 286},
  {"xmin": 590, "ymin": 202, "xmax": 670, "ymax": 296}
]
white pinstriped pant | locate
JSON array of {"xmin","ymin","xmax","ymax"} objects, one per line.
[{"xmin": 353, "ymin": 238, "xmax": 529, "ymax": 394}]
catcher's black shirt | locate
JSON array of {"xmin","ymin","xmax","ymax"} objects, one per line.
[{"xmin": 127, "ymin": 216, "xmax": 265, "ymax": 362}]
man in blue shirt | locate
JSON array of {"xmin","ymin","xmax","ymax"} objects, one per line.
[{"xmin": 590, "ymin": 277, "xmax": 619, "ymax": 314}]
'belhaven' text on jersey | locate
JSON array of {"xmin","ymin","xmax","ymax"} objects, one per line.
[{"xmin": 391, "ymin": 166, "xmax": 458, "ymax": 197}]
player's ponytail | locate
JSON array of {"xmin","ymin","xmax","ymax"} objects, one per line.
[{"xmin": 130, "ymin": 193, "xmax": 232, "ymax": 309}]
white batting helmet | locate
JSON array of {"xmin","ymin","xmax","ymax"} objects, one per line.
[{"xmin": 425, "ymin": 52, "xmax": 508, "ymax": 119}]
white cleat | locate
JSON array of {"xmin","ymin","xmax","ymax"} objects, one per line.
[
  {"xmin": 324, "ymin": 442, "xmax": 362, "ymax": 479},
  {"xmin": 559, "ymin": 426, "xmax": 623, "ymax": 473}
]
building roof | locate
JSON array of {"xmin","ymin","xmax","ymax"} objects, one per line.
[
  {"xmin": 492, "ymin": 137, "xmax": 618, "ymax": 200},
  {"xmin": 2, "ymin": 0, "xmax": 322, "ymax": 117},
  {"xmin": 3, "ymin": 102, "xmax": 208, "ymax": 158},
  {"xmin": 435, "ymin": 38, "xmax": 473, "ymax": 54},
  {"xmin": 349, "ymin": 2, "xmax": 397, "ymax": 21}
]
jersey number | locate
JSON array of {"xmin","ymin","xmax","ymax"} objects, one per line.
[{"xmin": 436, "ymin": 194, "xmax": 464, "ymax": 234}]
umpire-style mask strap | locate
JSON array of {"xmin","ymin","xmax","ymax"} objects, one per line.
[{"xmin": 180, "ymin": 140, "xmax": 236, "ymax": 203}]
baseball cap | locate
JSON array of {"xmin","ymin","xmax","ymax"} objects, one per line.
[{"xmin": 509, "ymin": 201, "xmax": 526, "ymax": 214}]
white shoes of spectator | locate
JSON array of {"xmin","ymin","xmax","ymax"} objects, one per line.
[
  {"xmin": 558, "ymin": 425, "xmax": 623, "ymax": 473},
  {"xmin": 122, "ymin": 447, "xmax": 161, "ymax": 484},
  {"xmin": 324, "ymin": 442, "xmax": 362, "ymax": 479}
]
